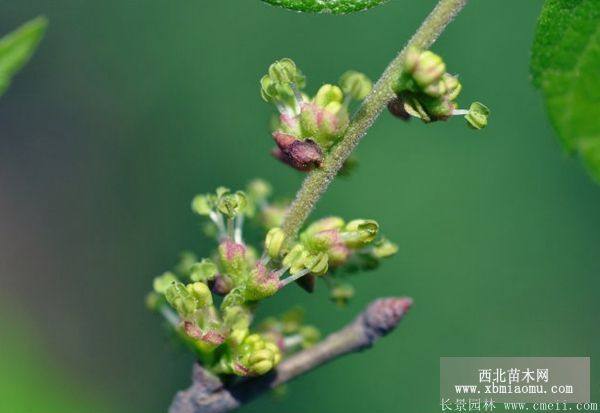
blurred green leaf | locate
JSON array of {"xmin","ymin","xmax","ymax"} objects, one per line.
[
  {"xmin": 0, "ymin": 16, "xmax": 48, "ymax": 97},
  {"xmin": 531, "ymin": 0, "xmax": 600, "ymax": 183},
  {"xmin": 260, "ymin": 0, "xmax": 389, "ymax": 14}
]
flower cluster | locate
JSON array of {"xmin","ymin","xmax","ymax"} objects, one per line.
[
  {"xmin": 147, "ymin": 180, "xmax": 397, "ymax": 376},
  {"xmin": 389, "ymin": 47, "xmax": 490, "ymax": 129},
  {"xmin": 261, "ymin": 58, "xmax": 372, "ymax": 171}
]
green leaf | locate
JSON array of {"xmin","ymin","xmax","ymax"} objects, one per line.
[
  {"xmin": 0, "ymin": 16, "xmax": 48, "ymax": 98},
  {"xmin": 260, "ymin": 0, "xmax": 389, "ymax": 14},
  {"xmin": 531, "ymin": 0, "xmax": 600, "ymax": 183}
]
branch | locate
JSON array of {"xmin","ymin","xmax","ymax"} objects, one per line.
[
  {"xmin": 282, "ymin": 0, "xmax": 469, "ymax": 237},
  {"xmin": 169, "ymin": 297, "xmax": 412, "ymax": 413}
]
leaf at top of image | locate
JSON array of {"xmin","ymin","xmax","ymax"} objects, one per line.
[
  {"xmin": 0, "ymin": 16, "xmax": 48, "ymax": 98},
  {"xmin": 260, "ymin": 0, "xmax": 389, "ymax": 14},
  {"xmin": 531, "ymin": 0, "xmax": 600, "ymax": 183}
]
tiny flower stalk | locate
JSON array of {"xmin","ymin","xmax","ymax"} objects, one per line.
[{"xmin": 390, "ymin": 47, "xmax": 490, "ymax": 129}]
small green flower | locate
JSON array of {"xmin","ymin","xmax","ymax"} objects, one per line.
[
  {"xmin": 299, "ymin": 325, "xmax": 321, "ymax": 348},
  {"xmin": 330, "ymin": 283, "xmax": 355, "ymax": 306},
  {"xmin": 244, "ymin": 263, "xmax": 280, "ymax": 301},
  {"xmin": 190, "ymin": 258, "xmax": 218, "ymax": 282},
  {"xmin": 371, "ymin": 238, "xmax": 399, "ymax": 258},
  {"xmin": 268, "ymin": 58, "xmax": 304, "ymax": 86},
  {"xmin": 165, "ymin": 281, "xmax": 197, "ymax": 318},
  {"xmin": 314, "ymin": 84, "xmax": 344, "ymax": 108},
  {"xmin": 231, "ymin": 334, "xmax": 282, "ymax": 376},
  {"xmin": 465, "ymin": 102, "xmax": 490, "ymax": 130},
  {"xmin": 305, "ymin": 252, "xmax": 329, "ymax": 276},
  {"xmin": 217, "ymin": 190, "xmax": 248, "ymax": 219},
  {"xmin": 186, "ymin": 282, "xmax": 213, "ymax": 307},
  {"xmin": 191, "ymin": 194, "xmax": 215, "ymax": 216},
  {"xmin": 339, "ymin": 71, "xmax": 372, "ymax": 101},
  {"xmin": 343, "ymin": 219, "xmax": 379, "ymax": 248},
  {"xmin": 219, "ymin": 240, "xmax": 249, "ymax": 282},
  {"xmin": 247, "ymin": 179, "xmax": 272, "ymax": 203},
  {"xmin": 153, "ymin": 272, "xmax": 178, "ymax": 295}
]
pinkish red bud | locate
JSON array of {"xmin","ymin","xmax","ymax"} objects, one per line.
[{"xmin": 272, "ymin": 132, "xmax": 323, "ymax": 172}]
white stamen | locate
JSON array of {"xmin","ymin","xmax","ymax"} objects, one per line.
[
  {"xmin": 234, "ymin": 214, "xmax": 244, "ymax": 244},
  {"xmin": 283, "ymin": 334, "xmax": 303, "ymax": 349},
  {"xmin": 452, "ymin": 109, "xmax": 469, "ymax": 116},
  {"xmin": 209, "ymin": 211, "xmax": 226, "ymax": 237},
  {"xmin": 280, "ymin": 268, "xmax": 311, "ymax": 287}
]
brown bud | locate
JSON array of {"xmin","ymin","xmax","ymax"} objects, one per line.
[
  {"xmin": 272, "ymin": 132, "xmax": 323, "ymax": 172},
  {"xmin": 387, "ymin": 96, "xmax": 411, "ymax": 120}
]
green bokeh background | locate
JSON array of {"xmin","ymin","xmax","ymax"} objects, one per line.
[{"xmin": 1, "ymin": 1, "xmax": 599, "ymax": 412}]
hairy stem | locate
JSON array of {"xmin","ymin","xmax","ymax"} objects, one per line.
[
  {"xmin": 169, "ymin": 297, "xmax": 412, "ymax": 413},
  {"xmin": 281, "ymin": 0, "xmax": 468, "ymax": 237}
]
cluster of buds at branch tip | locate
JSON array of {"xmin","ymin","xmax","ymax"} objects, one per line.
[
  {"xmin": 389, "ymin": 47, "xmax": 490, "ymax": 129},
  {"xmin": 261, "ymin": 58, "xmax": 372, "ymax": 171}
]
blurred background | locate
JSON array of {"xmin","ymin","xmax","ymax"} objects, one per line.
[{"xmin": 1, "ymin": 1, "xmax": 599, "ymax": 412}]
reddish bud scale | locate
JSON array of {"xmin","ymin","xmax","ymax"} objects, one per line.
[{"xmin": 272, "ymin": 132, "xmax": 323, "ymax": 172}]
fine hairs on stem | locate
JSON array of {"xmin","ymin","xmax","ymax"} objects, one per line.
[{"xmin": 281, "ymin": 0, "xmax": 469, "ymax": 238}]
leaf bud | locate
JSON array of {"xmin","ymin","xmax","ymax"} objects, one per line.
[
  {"xmin": 244, "ymin": 263, "xmax": 280, "ymax": 301},
  {"xmin": 165, "ymin": 281, "xmax": 197, "ymax": 318}
]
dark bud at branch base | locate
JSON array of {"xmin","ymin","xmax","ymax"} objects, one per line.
[
  {"xmin": 272, "ymin": 132, "xmax": 323, "ymax": 172},
  {"xmin": 387, "ymin": 96, "xmax": 411, "ymax": 120}
]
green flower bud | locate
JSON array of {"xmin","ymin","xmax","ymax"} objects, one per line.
[
  {"xmin": 423, "ymin": 79, "xmax": 447, "ymax": 98},
  {"xmin": 328, "ymin": 243, "xmax": 351, "ymax": 267},
  {"xmin": 442, "ymin": 73, "xmax": 462, "ymax": 101},
  {"xmin": 247, "ymin": 179, "xmax": 272, "ymax": 202},
  {"xmin": 305, "ymin": 252, "xmax": 329, "ymax": 276},
  {"xmin": 265, "ymin": 227, "xmax": 286, "ymax": 258},
  {"xmin": 339, "ymin": 71, "xmax": 372, "ymax": 101},
  {"xmin": 282, "ymin": 244, "xmax": 309, "ymax": 274},
  {"xmin": 219, "ymin": 240, "xmax": 248, "ymax": 282},
  {"xmin": 343, "ymin": 219, "xmax": 379, "ymax": 248},
  {"xmin": 191, "ymin": 194, "xmax": 214, "ymax": 216},
  {"xmin": 244, "ymin": 263, "xmax": 280, "ymax": 301},
  {"xmin": 423, "ymin": 96, "xmax": 455, "ymax": 119},
  {"xmin": 221, "ymin": 287, "xmax": 245, "ymax": 310},
  {"xmin": 301, "ymin": 228, "xmax": 340, "ymax": 253},
  {"xmin": 165, "ymin": 281, "xmax": 197, "ymax": 318},
  {"xmin": 232, "ymin": 334, "xmax": 282, "ymax": 376},
  {"xmin": 153, "ymin": 272, "xmax": 178, "ymax": 294},
  {"xmin": 268, "ymin": 58, "xmax": 304, "ymax": 86},
  {"xmin": 330, "ymin": 283, "xmax": 355, "ymax": 306},
  {"xmin": 223, "ymin": 305, "xmax": 252, "ymax": 346},
  {"xmin": 304, "ymin": 216, "xmax": 345, "ymax": 235},
  {"xmin": 186, "ymin": 282, "xmax": 213, "ymax": 307},
  {"xmin": 190, "ymin": 258, "xmax": 218, "ymax": 282},
  {"xmin": 314, "ymin": 84, "xmax": 343, "ymax": 108},
  {"xmin": 465, "ymin": 101, "xmax": 490, "ymax": 130},
  {"xmin": 299, "ymin": 103, "xmax": 349, "ymax": 149},
  {"xmin": 372, "ymin": 238, "xmax": 399, "ymax": 258},
  {"xmin": 411, "ymin": 50, "xmax": 446, "ymax": 88},
  {"xmin": 299, "ymin": 325, "xmax": 321, "ymax": 348},
  {"xmin": 401, "ymin": 93, "xmax": 432, "ymax": 122}
]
